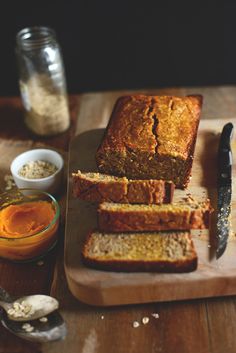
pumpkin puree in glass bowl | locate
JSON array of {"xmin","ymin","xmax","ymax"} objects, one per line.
[
  {"xmin": 0, "ymin": 201, "xmax": 55, "ymax": 238},
  {"xmin": 0, "ymin": 189, "xmax": 60, "ymax": 262}
]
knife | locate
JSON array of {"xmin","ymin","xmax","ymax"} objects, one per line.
[{"xmin": 216, "ymin": 122, "xmax": 234, "ymax": 259}]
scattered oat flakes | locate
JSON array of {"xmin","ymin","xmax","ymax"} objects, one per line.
[
  {"xmin": 39, "ymin": 316, "xmax": 48, "ymax": 323},
  {"xmin": 132, "ymin": 321, "xmax": 140, "ymax": 328},
  {"xmin": 142, "ymin": 317, "xmax": 149, "ymax": 325},
  {"xmin": 151, "ymin": 313, "xmax": 159, "ymax": 319}
]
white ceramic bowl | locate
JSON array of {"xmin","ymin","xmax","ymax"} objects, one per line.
[{"xmin": 10, "ymin": 149, "xmax": 64, "ymax": 194}]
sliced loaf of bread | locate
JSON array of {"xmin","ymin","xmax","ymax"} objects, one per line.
[
  {"xmin": 82, "ymin": 230, "xmax": 198, "ymax": 272},
  {"xmin": 98, "ymin": 200, "xmax": 212, "ymax": 232},
  {"xmin": 72, "ymin": 170, "xmax": 174, "ymax": 204}
]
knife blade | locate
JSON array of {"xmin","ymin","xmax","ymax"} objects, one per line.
[{"xmin": 216, "ymin": 122, "xmax": 234, "ymax": 259}]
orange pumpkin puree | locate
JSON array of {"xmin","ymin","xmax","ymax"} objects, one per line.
[{"xmin": 0, "ymin": 201, "xmax": 56, "ymax": 238}]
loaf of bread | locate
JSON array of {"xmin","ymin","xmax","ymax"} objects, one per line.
[
  {"xmin": 82, "ymin": 230, "xmax": 198, "ymax": 272},
  {"xmin": 98, "ymin": 200, "xmax": 211, "ymax": 232},
  {"xmin": 72, "ymin": 170, "xmax": 174, "ymax": 204},
  {"xmin": 96, "ymin": 94, "xmax": 202, "ymax": 188}
]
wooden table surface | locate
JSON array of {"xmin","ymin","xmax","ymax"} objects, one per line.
[{"xmin": 1, "ymin": 87, "xmax": 236, "ymax": 353}]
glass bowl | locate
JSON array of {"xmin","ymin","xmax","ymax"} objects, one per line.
[{"xmin": 0, "ymin": 188, "xmax": 60, "ymax": 262}]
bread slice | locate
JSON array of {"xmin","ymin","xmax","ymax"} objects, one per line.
[
  {"xmin": 82, "ymin": 230, "xmax": 198, "ymax": 272},
  {"xmin": 98, "ymin": 200, "xmax": 212, "ymax": 232},
  {"xmin": 96, "ymin": 95, "xmax": 202, "ymax": 188},
  {"xmin": 72, "ymin": 170, "xmax": 174, "ymax": 204}
]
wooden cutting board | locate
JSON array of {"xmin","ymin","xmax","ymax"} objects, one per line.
[{"xmin": 64, "ymin": 116, "xmax": 236, "ymax": 306}]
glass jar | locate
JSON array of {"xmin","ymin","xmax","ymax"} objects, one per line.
[{"xmin": 16, "ymin": 26, "xmax": 70, "ymax": 136}]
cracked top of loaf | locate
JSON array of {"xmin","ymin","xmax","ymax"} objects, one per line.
[{"xmin": 97, "ymin": 94, "xmax": 202, "ymax": 159}]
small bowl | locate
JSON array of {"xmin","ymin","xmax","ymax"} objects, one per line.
[
  {"xmin": 0, "ymin": 188, "xmax": 60, "ymax": 262},
  {"xmin": 10, "ymin": 149, "xmax": 64, "ymax": 194}
]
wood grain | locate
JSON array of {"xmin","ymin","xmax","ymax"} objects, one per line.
[
  {"xmin": 2, "ymin": 89, "xmax": 236, "ymax": 353},
  {"xmin": 75, "ymin": 86, "xmax": 236, "ymax": 135},
  {"xmin": 0, "ymin": 96, "xmax": 78, "ymax": 353},
  {"xmin": 65, "ymin": 113, "xmax": 236, "ymax": 305},
  {"xmin": 45, "ymin": 247, "xmax": 212, "ymax": 353},
  {"xmin": 0, "ymin": 95, "xmax": 79, "ymax": 150},
  {"xmin": 49, "ymin": 88, "xmax": 236, "ymax": 353}
]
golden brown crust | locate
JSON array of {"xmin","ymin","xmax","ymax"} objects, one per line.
[
  {"xmin": 98, "ymin": 201, "xmax": 212, "ymax": 232},
  {"xmin": 96, "ymin": 94, "xmax": 202, "ymax": 188},
  {"xmin": 72, "ymin": 171, "xmax": 175, "ymax": 204},
  {"xmin": 82, "ymin": 230, "xmax": 198, "ymax": 273},
  {"xmin": 83, "ymin": 256, "xmax": 198, "ymax": 273},
  {"xmin": 72, "ymin": 172, "xmax": 127, "ymax": 202}
]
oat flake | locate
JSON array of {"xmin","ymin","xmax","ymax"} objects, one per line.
[
  {"xmin": 132, "ymin": 321, "xmax": 140, "ymax": 328},
  {"xmin": 142, "ymin": 317, "xmax": 149, "ymax": 325},
  {"xmin": 151, "ymin": 313, "xmax": 160, "ymax": 319}
]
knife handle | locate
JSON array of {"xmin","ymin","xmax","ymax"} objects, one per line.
[
  {"xmin": 218, "ymin": 123, "xmax": 234, "ymax": 184},
  {"xmin": 219, "ymin": 122, "xmax": 234, "ymax": 151}
]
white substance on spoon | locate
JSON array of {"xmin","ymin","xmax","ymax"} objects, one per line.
[{"xmin": 23, "ymin": 295, "xmax": 56, "ymax": 311}]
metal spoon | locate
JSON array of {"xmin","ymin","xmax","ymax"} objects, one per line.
[
  {"xmin": 0, "ymin": 287, "xmax": 66, "ymax": 342},
  {"xmin": 0, "ymin": 287, "xmax": 59, "ymax": 322},
  {"xmin": 0, "ymin": 309, "xmax": 67, "ymax": 342}
]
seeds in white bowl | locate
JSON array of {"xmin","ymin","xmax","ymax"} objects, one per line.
[{"xmin": 18, "ymin": 160, "xmax": 58, "ymax": 179}]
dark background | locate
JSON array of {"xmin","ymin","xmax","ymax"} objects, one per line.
[{"xmin": 0, "ymin": 1, "xmax": 235, "ymax": 95}]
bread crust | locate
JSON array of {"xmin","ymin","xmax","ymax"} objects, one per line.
[
  {"xmin": 72, "ymin": 171, "xmax": 174, "ymax": 204},
  {"xmin": 82, "ymin": 256, "xmax": 198, "ymax": 273},
  {"xmin": 98, "ymin": 201, "xmax": 212, "ymax": 232},
  {"xmin": 96, "ymin": 95, "xmax": 202, "ymax": 188},
  {"xmin": 82, "ymin": 230, "xmax": 198, "ymax": 273}
]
